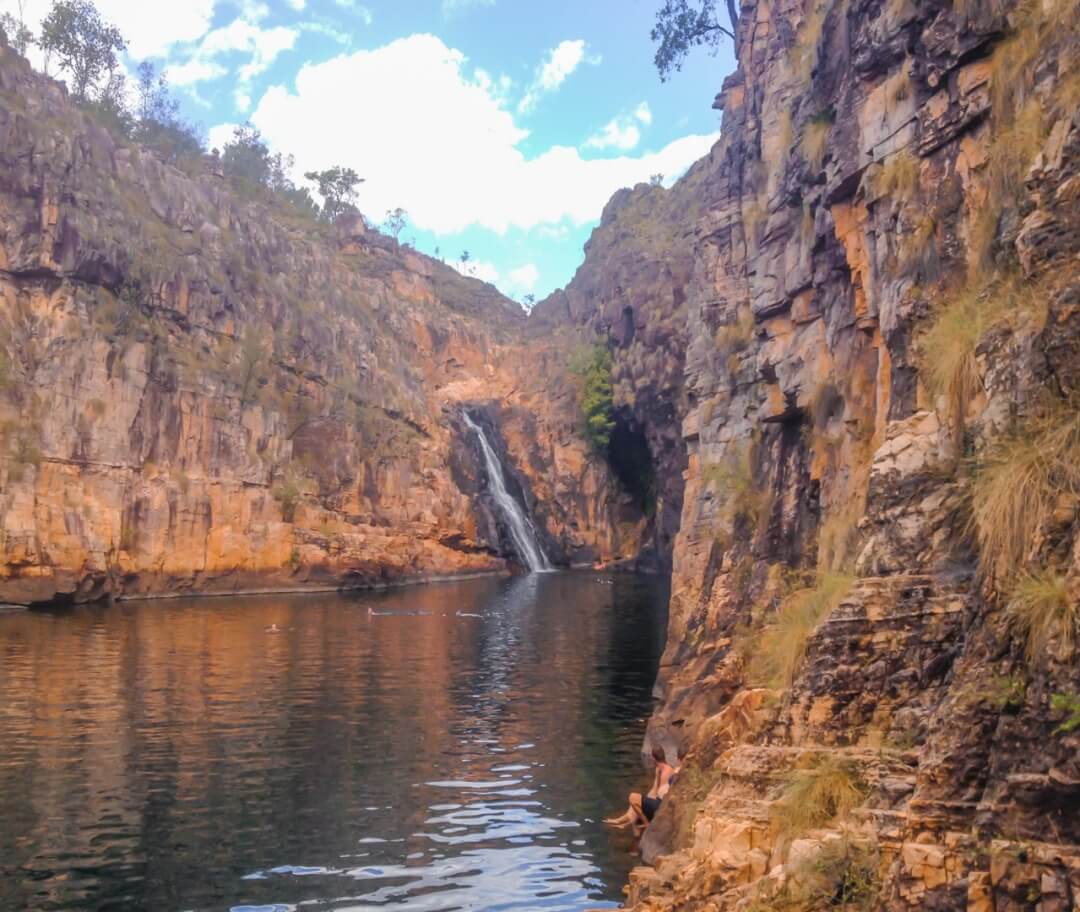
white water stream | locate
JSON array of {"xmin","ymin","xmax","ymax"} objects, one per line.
[{"xmin": 462, "ymin": 412, "xmax": 551, "ymax": 572}]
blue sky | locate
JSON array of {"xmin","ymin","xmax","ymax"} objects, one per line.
[{"xmin": 4, "ymin": 0, "xmax": 736, "ymax": 301}]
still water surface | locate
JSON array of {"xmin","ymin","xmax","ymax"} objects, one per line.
[{"xmin": 0, "ymin": 572, "xmax": 668, "ymax": 911}]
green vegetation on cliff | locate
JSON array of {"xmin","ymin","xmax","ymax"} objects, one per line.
[{"xmin": 569, "ymin": 343, "xmax": 616, "ymax": 452}]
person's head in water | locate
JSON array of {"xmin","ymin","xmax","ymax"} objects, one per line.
[{"xmin": 651, "ymin": 745, "xmax": 667, "ymax": 765}]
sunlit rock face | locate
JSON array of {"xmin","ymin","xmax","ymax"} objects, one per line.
[
  {"xmin": 0, "ymin": 39, "xmax": 643, "ymax": 604},
  {"xmin": 618, "ymin": 0, "xmax": 1080, "ymax": 908}
]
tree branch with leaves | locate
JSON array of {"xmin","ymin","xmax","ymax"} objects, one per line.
[
  {"xmin": 651, "ymin": 0, "xmax": 739, "ymax": 82},
  {"xmin": 39, "ymin": 0, "xmax": 126, "ymax": 100}
]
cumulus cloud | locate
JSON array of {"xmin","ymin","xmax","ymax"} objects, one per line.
[
  {"xmin": 240, "ymin": 34, "xmax": 717, "ymax": 235},
  {"xmin": 584, "ymin": 101, "xmax": 654, "ymax": 152},
  {"xmin": 517, "ymin": 39, "xmax": 594, "ymax": 114}
]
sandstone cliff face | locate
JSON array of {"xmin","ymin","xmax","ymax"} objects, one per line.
[
  {"xmin": 623, "ymin": 0, "xmax": 1080, "ymax": 909},
  {"xmin": 0, "ymin": 40, "xmax": 640, "ymax": 605},
  {"xmin": 531, "ymin": 167, "xmax": 711, "ymax": 569}
]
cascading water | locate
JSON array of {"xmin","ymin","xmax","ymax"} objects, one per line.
[{"xmin": 462, "ymin": 412, "xmax": 551, "ymax": 572}]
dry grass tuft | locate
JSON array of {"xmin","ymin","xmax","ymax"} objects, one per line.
[
  {"xmin": 790, "ymin": 0, "xmax": 830, "ymax": 82},
  {"xmin": 714, "ymin": 305, "xmax": 756, "ymax": 355},
  {"xmin": 771, "ymin": 755, "xmax": 868, "ymax": 837},
  {"xmin": 1006, "ymin": 569, "xmax": 1076, "ymax": 661},
  {"xmin": 748, "ymin": 572, "xmax": 854, "ymax": 688},
  {"xmin": 817, "ymin": 498, "xmax": 865, "ymax": 573},
  {"xmin": 743, "ymin": 196, "xmax": 767, "ymax": 249},
  {"xmin": 703, "ymin": 439, "xmax": 771, "ymax": 538},
  {"xmin": 800, "ymin": 115, "xmax": 831, "ymax": 171},
  {"xmin": 920, "ymin": 283, "xmax": 1003, "ymax": 427},
  {"xmin": 972, "ymin": 403, "xmax": 1080, "ymax": 584},
  {"xmin": 919, "ymin": 274, "xmax": 1045, "ymax": 430},
  {"xmin": 900, "ymin": 213, "xmax": 937, "ymax": 275},
  {"xmin": 871, "ymin": 149, "xmax": 920, "ymax": 200}
]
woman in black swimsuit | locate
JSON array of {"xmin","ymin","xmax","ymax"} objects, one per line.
[{"xmin": 604, "ymin": 745, "xmax": 675, "ymax": 829}]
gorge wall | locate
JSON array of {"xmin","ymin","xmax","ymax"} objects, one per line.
[
  {"xmin": 3, "ymin": 0, "xmax": 1080, "ymax": 907},
  {"xmin": 623, "ymin": 0, "xmax": 1080, "ymax": 909},
  {"xmin": 0, "ymin": 35, "xmax": 648, "ymax": 606}
]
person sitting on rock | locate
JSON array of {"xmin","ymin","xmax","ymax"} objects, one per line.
[{"xmin": 604, "ymin": 745, "xmax": 675, "ymax": 830}]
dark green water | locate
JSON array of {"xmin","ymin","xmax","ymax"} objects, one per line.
[{"xmin": 0, "ymin": 571, "xmax": 668, "ymax": 911}]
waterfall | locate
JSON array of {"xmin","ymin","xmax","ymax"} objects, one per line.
[{"xmin": 462, "ymin": 412, "xmax": 551, "ymax": 572}]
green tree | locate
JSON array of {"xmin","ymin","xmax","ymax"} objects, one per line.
[
  {"xmin": 651, "ymin": 0, "xmax": 738, "ymax": 82},
  {"xmin": 132, "ymin": 62, "xmax": 204, "ymax": 161},
  {"xmin": 1, "ymin": 2, "xmax": 34, "ymax": 55},
  {"xmin": 221, "ymin": 122, "xmax": 272, "ymax": 189},
  {"xmin": 86, "ymin": 68, "xmax": 133, "ymax": 136},
  {"xmin": 39, "ymin": 0, "xmax": 126, "ymax": 100},
  {"xmin": 382, "ymin": 207, "xmax": 408, "ymax": 242},
  {"xmin": 304, "ymin": 166, "xmax": 363, "ymax": 222},
  {"xmin": 570, "ymin": 343, "xmax": 615, "ymax": 452}
]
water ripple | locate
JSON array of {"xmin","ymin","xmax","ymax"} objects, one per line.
[{"xmin": 0, "ymin": 572, "xmax": 668, "ymax": 912}]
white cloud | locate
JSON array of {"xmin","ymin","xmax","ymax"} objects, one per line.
[
  {"xmin": 238, "ymin": 0, "xmax": 269, "ymax": 22},
  {"xmin": 507, "ymin": 264, "xmax": 540, "ymax": 291},
  {"xmin": 584, "ymin": 102, "xmax": 654, "ymax": 152},
  {"xmin": 453, "ymin": 258, "xmax": 499, "ymax": 284},
  {"xmin": 299, "ymin": 21, "xmax": 353, "ymax": 44},
  {"xmin": 165, "ymin": 17, "xmax": 297, "ymax": 95},
  {"xmin": 286, "ymin": 0, "xmax": 305, "ymax": 8},
  {"xmin": 0, "ymin": 0, "xmax": 215, "ymax": 61},
  {"xmin": 517, "ymin": 39, "xmax": 593, "ymax": 114},
  {"xmin": 167, "ymin": 58, "xmax": 227, "ymax": 87},
  {"xmin": 232, "ymin": 34, "xmax": 717, "ymax": 236},
  {"xmin": 207, "ymin": 121, "xmax": 238, "ymax": 152},
  {"xmin": 585, "ymin": 118, "xmax": 640, "ymax": 152}
]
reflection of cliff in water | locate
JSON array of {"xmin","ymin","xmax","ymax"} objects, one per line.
[{"xmin": 0, "ymin": 572, "xmax": 667, "ymax": 912}]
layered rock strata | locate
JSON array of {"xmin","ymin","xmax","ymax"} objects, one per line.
[
  {"xmin": 625, "ymin": 0, "xmax": 1080, "ymax": 909},
  {"xmin": 0, "ymin": 38, "xmax": 644, "ymax": 605}
]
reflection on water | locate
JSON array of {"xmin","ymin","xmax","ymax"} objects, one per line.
[{"xmin": 0, "ymin": 571, "xmax": 668, "ymax": 911}]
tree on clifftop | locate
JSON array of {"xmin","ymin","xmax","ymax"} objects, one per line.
[
  {"xmin": 305, "ymin": 167, "xmax": 363, "ymax": 222},
  {"xmin": 651, "ymin": 0, "xmax": 738, "ymax": 81},
  {"xmin": 1, "ymin": 1, "xmax": 34, "ymax": 56},
  {"xmin": 382, "ymin": 207, "xmax": 408, "ymax": 243},
  {"xmin": 39, "ymin": 0, "xmax": 126, "ymax": 100}
]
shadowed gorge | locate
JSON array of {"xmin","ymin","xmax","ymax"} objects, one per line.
[{"xmin": 3, "ymin": 0, "xmax": 1080, "ymax": 907}]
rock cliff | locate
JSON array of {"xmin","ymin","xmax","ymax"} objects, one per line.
[
  {"xmin": 3, "ymin": 0, "xmax": 1080, "ymax": 905},
  {"xmin": 620, "ymin": 0, "xmax": 1080, "ymax": 909},
  {"xmin": 0, "ymin": 37, "xmax": 646, "ymax": 605}
]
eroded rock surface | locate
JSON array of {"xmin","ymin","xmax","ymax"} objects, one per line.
[
  {"xmin": 0, "ymin": 40, "xmax": 643, "ymax": 603},
  {"xmin": 621, "ymin": 0, "xmax": 1080, "ymax": 909}
]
